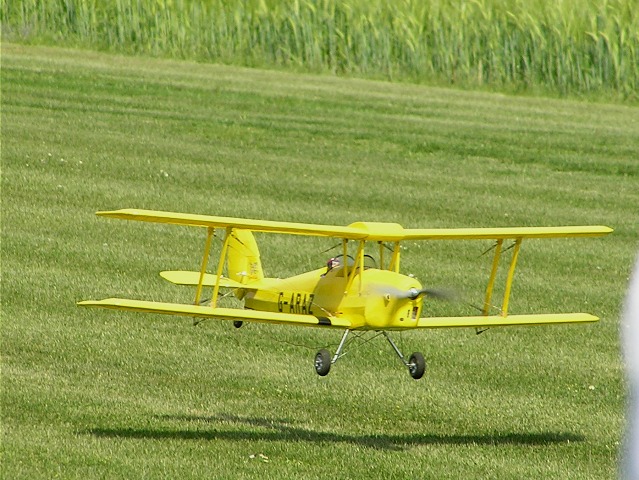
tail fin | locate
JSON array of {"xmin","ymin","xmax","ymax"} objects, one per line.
[{"xmin": 227, "ymin": 229, "xmax": 264, "ymax": 285}]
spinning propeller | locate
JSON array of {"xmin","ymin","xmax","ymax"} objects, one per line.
[{"xmin": 374, "ymin": 285, "xmax": 457, "ymax": 302}]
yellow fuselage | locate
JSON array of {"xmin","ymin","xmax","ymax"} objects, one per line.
[{"xmin": 243, "ymin": 266, "xmax": 423, "ymax": 330}]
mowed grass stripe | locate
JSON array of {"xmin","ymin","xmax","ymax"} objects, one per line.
[{"xmin": 2, "ymin": 44, "xmax": 637, "ymax": 479}]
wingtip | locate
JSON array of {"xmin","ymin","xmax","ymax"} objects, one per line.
[
  {"xmin": 96, "ymin": 208, "xmax": 136, "ymax": 217},
  {"xmin": 77, "ymin": 299, "xmax": 100, "ymax": 307},
  {"xmin": 588, "ymin": 225, "xmax": 614, "ymax": 236},
  {"xmin": 77, "ymin": 298, "xmax": 120, "ymax": 307}
]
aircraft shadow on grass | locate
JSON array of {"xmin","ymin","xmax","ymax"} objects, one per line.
[{"xmin": 88, "ymin": 413, "xmax": 585, "ymax": 451}]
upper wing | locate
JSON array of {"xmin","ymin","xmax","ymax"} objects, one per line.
[
  {"xmin": 97, "ymin": 209, "xmax": 367, "ymax": 239},
  {"xmin": 416, "ymin": 313, "xmax": 598, "ymax": 329},
  {"xmin": 77, "ymin": 298, "xmax": 352, "ymax": 329},
  {"xmin": 402, "ymin": 226, "xmax": 613, "ymax": 240},
  {"xmin": 97, "ymin": 209, "xmax": 611, "ymax": 241}
]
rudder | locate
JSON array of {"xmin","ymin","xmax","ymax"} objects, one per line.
[{"xmin": 227, "ymin": 229, "xmax": 264, "ymax": 285}]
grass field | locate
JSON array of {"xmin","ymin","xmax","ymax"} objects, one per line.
[{"xmin": 2, "ymin": 43, "xmax": 639, "ymax": 479}]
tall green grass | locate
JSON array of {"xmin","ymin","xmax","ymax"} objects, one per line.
[{"xmin": 2, "ymin": 0, "xmax": 638, "ymax": 99}]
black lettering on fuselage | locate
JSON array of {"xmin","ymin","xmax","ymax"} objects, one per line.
[
  {"xmin": 277, "ymin": 292, "xmax": 285, "ymax": 312},
  {"xmin": 307, "ymin": 294, "xmax": 314, "ymax": 315},
  {"xmin": 277, "ymin": 292, "xmax": 314, "ymax": 315}
]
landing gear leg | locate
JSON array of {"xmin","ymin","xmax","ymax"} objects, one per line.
[
  {"xmin": 314, "ymin": 329, "xmax": 350, "ymax": 376},
  {"xmin": 383, "ymin": 332, "xmax": 426, "ymax": 380}
]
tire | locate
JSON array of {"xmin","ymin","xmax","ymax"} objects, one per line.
[
  {"xmin": 314, "ymin": 349, "xmax": 332, "ymax": 376},
  {"xmin": 408, "ymin": 352, "xmax": 426, "ymax": 380},
  {"xmin": 233, "ymin": 321, "xmax": 243, "ymax": 329}
]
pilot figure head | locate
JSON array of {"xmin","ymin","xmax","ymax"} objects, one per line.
[{"xmin": 326, "ymin": 257, "xmax": 340, "ymax": 271}]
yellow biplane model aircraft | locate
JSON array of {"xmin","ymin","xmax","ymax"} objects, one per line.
[{"xmin": 79, "ymin": 209, "xmax": 612, "ymax": 379}]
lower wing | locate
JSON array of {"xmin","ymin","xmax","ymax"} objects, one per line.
[
  {"xmin": 417, "ymin": 313, "xmax": 598, "ymax": 329},
  {"xmin": 77, "ymin": 298, "xmax": 351, "ymax": 329}
]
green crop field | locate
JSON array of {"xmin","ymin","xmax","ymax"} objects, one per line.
[
  {"xmin": 2, "ymin": 43, "xmax": 638, "ymax": 478},
  {"xmin": 2, "ymin": 0, "xmax": 638, "ymax": 100}
]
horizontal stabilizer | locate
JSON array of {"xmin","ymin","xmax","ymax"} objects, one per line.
[
  {"xmin": 160, "ymin": 271, "xmax": 244, "ymax": 288},
  {"xmin": 77, "ymin": 298, "xmax": 351, "ymax": 329},
  {"xmin": 417, "ymin": 313, "xmax": 599, "ymax": 329}
]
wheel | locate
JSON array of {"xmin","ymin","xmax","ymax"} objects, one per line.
[
  {"xmin": 408, "ymin": 352, "xmax": 426, "ymax": 380},
  {"xmin": 314, "ymin": 349, "xmax": 332, "ymax": 376},
  {"xmin": 233, "ymin": 321, "xmax": 243, "ymax": 329}
]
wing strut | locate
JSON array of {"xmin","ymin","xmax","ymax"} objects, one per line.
[
  {"xmin": 390, "ymin": 242, "xmax": 401, "ymax": 272},
  {"xmin": 342, "ymin": 239, "xmax": 349, "ymax": 278},
  {"xmin": 483, "ymin": 239, "xmax": 503, "ymax": 315},
  {"xmin": 211, "ymin": 227, "xmax": 232, "ymax": 308},
  {"xmin": 344, "ymin": 240, "xmax": 365, "ymax": 294},
  {"xmin": 481, "ymin": 237, "xmax": 523, "ymax": 319},
  {"xmin": 194, "ymin": 227, "xmax": 215, "ymax": 306},
  {"xmin": 502, "ymin": 238, "xmax": 522, "ymax": 316}
]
